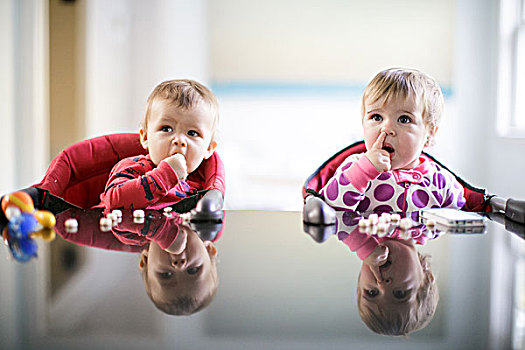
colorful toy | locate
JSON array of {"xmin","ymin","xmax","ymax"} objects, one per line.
[{"xmin": 1, "ymin": 191, "xmax": 56, "ymax": 262}]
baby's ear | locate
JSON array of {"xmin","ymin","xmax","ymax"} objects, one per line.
[
  {"xmin": 204, "ymin": 141, "xmax": 217, "ymax": 159},
  {"xmin": 420, "ymin": 258, "xmax": 435, "ymax": 282},
  {"xmin": 427, "ymin": 271, "xmax": 435, "ymax": 283},
  {"xmin": 139, "ymin": 128, "xmax": 149, "ymax": 150},
  {"xmin": 425, "ymin": 125, "xmax": 439, "ymax": 146},
  {"xmin": 139, "ymin": 250, "xmax": 148, "ymax": 270},
  {"xmin": 205, "ymin": 241, "xmax": 218, "ymax": 258}
]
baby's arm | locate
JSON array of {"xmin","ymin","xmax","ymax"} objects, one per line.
[
  {"xmin": 338, "ymin": 228, "xmax": 387, "ymax": 263},
  {"xmin": 439, "ymin": 170, "xmax": 467, "ymax": 209},
  {"xmin": 363, "ymin": 245, "xmax": 389, "ymax": 266},
  {"xmin": 320, "ymin": 154, "xmax": 381, "ymax": 210},
  {"xmin": 101, "ymin": 157, "xmax": 187, "ymax": 209},
  {"xmin": 321, "ymin": 134, "xmax": 388, "ymax": 210}
]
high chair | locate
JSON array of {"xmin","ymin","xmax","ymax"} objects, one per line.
[
  {"xmin": 303, "ymin": 140, "xmax": 525, "ymax": 225},
  {"xmin": 1, "ymin": 133, "xmax": 225, "ymax": 226}
]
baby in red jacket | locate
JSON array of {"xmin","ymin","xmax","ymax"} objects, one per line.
[
  {"xmin": 100, "ymin": 79, "xmax": 220, "ymax": 210},
  {"xmin": 136, "ymin": 217, "xmax": 219, "ymax": 316}
]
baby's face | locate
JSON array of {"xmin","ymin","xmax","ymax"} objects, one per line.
[
  {"xmin": 358, "ymin": 239, "xmax": 424, "ymax": 310},
  {"xmin": 142, "ymin": 226, "xmax": 217, "ymax": 302},
  {"xmin": 140, "ymin": 99, "xmax": 217, "ymax": 173},
  {"xmin": 362, "ymin": 95, "xmax": 432, "ymax": 170}
]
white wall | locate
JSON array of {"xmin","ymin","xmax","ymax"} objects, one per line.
[
  {"xmin": 84, "ymin": 0, "xmax": 210, "ymax": 138},
  {"xmin": 0, "ymin": 2, "xmax": 18, "ymax": 348},
  {"xmin": 210, "ymin": 0, "xmax": 455, "ymax": 85},
  {"xmin": 0, "ymin": 1, "xmax": 49, "ymax": 349},
  {"xmin": 210, "ymin": 0, "xmax": 459, "ymax": 210},
  {"xmin": 452, "ymin": 0, "xmax": 525, "ymax": 199},
  {"xmin": 75, "ymin": 0, "xmax": 476, "ymax": 211},
  {"xmin": 453, "ymin": 1, "xmax": 524, "ymax": 348},
  {"xmin": 0, "ymin": 1, "xmax": 16, "ymax": 194}
]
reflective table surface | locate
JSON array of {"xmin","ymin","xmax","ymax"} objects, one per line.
[{"xmin": 6, "ymin": 209, "xmax": 525, "ymax": 350}]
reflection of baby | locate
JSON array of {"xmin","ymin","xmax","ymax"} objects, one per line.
[
  {"xmin": 340, "ymin": 228, "xmax": 438, "ymax": 335},
  {"xmin": 110, "ymin": 211, "xmax": 219, "ymax": 315},
  {"xmin": 140, "ymin": 224, "xmax": 218, "ymax": 315},
  {"xmin": 100, "ymin": 79, "xmax": 219, "ymax": 210}
]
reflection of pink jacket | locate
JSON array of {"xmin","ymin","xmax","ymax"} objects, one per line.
[
  {"xmin": 320, "ymin": 153, "xmax": 466, "ymax": 213},
  {"xmin": 334, "ymin": 211, "xmax": 429, "ymax": 260},
  {"xmin": 337, "ymin": 227, "xmax": 428, "ymax": 261}
]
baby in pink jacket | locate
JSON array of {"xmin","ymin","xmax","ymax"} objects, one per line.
[{"xmin": 336, "ymin": 212, "xmax": 439, "ymax": 336}]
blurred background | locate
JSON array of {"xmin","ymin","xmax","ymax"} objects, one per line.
[
  {"xmin": 1, "ymin": 0, "xmax": 525, "ymax": 348},
  {"xmin": 1, "ymin": 0, "xmax": 525, "ymax": 210}
]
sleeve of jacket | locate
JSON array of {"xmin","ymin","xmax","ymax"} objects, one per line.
[
  {"xmin": 337, "ymin": 228, "xmax": 380, "ymax": 261},
  {"xmin": 100, "ymin": 157, "xmax": 185, "ymax": 209},
  {"xmin": 320, "ymin": 154, "xmax": 381, "ymax": 210},
  {"xmin": 112, "ymin": 210, "xmax": 181, "ymax": 249}
]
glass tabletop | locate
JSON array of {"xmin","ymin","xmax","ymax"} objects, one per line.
[{"xmin": 9, "ymin": 209, "xmax": 525, "ymax": 350}]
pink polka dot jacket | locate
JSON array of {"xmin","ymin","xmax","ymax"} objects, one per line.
[{"xmin": 320, "ymin": 153, "xmax": 466, "ymax": 213}]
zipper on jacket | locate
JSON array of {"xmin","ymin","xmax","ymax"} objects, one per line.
[{"xmin": 402, "ymin": 182, "xmax": 409, "ymax": 213}]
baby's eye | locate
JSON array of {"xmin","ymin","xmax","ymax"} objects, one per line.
[
  {"xmin": 393, "ymin": 290, "xmax": 410, "ymax": 299},
  {"xmin": 161, "ymin": 126, "xmax": 173, "ymax": 132},
  {"xmin": 158, "ymin": 271, "xmax": 173, "ymax": 280},
  {"xmin": 187, "ymin": 130, "xmax": 199, "ymax": 137},
  {"xmin": 398, "ymin": 115, "xmax": 412, "ymax": 124},
  {"xmin": 186, "ymin": 266, "xmax": 202, "ymax": 275},
  {"xmin": 370, "ymin": 114, "xmax": 383, "ymax": 122},
  {"xmin": 364, "ymin": 289, "xmax": 379, "ymax": 297}
]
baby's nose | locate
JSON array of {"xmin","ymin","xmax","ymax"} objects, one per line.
[
  {"xmin": 170, "ymin": 256, "xmax": 187, "ymax": 268},
  {"xmin": 381, "ymin": 126, "xmax": 395, "ymax": 136},
  {"xmin": 173, "ymin": 135, "xmax": 187, "ymax": 147},
  {"xmin": 378, "ymin": 277, "xmax": 392, "ymax": 285}
]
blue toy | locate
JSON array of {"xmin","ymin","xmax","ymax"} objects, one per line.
[{"xmin": 1, "ymin": 191, "xmax": 56, "ymax": 262}]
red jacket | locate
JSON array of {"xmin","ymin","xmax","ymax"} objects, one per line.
[{"xmin": 34, "ymin": 133, "xmax": 225, "ymax": 209}]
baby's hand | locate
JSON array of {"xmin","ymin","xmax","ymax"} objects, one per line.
[
  {"xmin": 365, "ymin": 132, "xmax": 391, "ymax": 172},
  {"xmin": 165, "ymin": 227, "xmax": 187, "ymax": 254},
  {"xmin": 163, "ymin": 153, "xmax": 188, "ymax": 180},
  {"xmin": 364, "ymin": 244, "xmax": 389, "ymax": 267}
]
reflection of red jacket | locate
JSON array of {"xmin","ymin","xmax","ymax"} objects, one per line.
[
  {"xmin": 111, "ymin": 210, "xmax": 182, "ymax": 249},
  {"xmin": 55, "ymin": 208, "xmax": 224, "ymax": 254},
  {"xmin": 55, "ymin": 208, "xmax": 142, "ymax": 253},
  {"xmin": 33, "ymin": 133, "xmax": 225, "ymax": 210}
]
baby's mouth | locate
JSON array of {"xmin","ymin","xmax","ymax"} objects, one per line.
[
  {"xmin": 383, "ymin": 145, "xmax": 394, "ymax": 153},
  {"xmin": 382, "ymin": 144, "xmax": 395, "ymax": 154}
]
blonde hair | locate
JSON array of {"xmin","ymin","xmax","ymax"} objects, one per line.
[
  {"xmin": 143, "ymin": 79, "xmax": 220, "ymax": 141},
  {"xmin": 357, "ymin": 253, "xmax": 439, "ymax": 336},
  {"xmin": 362, "ymin": 68, "xmax": 444, "ymax": 134}
]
